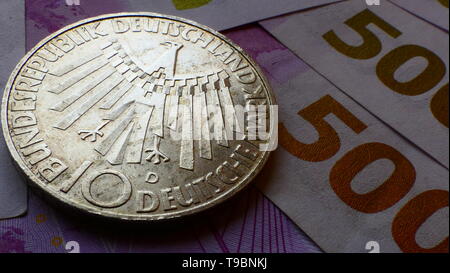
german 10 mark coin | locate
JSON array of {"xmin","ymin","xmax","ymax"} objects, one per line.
[{"xmin": 1, "ymin": 13, "xmax": 276, "ymax": 220}]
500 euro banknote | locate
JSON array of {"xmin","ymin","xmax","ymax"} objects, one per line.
[
  {"xmin": 260, "ymin": 0, "xmax": 449, "ymax": 168},
  {"xmin": 391, "ymin": 0, "xmax": 449, "ymax": 31},
  {"xmin": 0, "ymin": 0, "xmax": 28, "ymax": 220},
  {"xmin": 25, "ymin": 0, "xmax": 339, "ymax": 48},
  {"xmin": 0, "ymin": 3, "xmax": 328, "ymax": 252},
  {"xmin": 225, "ymin": 24, "xmax": 448, "ymax": 253},
  {"xmin": 0, "ymin": 185, "xmax": 320, "ymax": 253}
]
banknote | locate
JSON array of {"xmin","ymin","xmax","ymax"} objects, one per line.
[
  {"xmin": 0, "ymin": 185, "xmax": 321, "ymax": 253},
  {"xmin": 0, "ymin": 0, "xmax": 28, "ymax": 220},
  {"xmin": 391, "ymin": 0, "xmax": 449, "ymax": 31},
  {"xmin": 260, "ymin": 0, "xmax": 449, "ymax": 168},
  {"xmin": 225, "ymin": 24, "xmax": 449, "ymax": 253},
  {"xmin": 25, "ymin": 0, "xmax": 339, "ymax": 49},
  {"xmin": 0, "ymin": 6, "xmax": 321, "ymax": 252}
]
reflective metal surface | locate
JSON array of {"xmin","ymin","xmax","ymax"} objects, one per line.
[{"xmin": 2, "ymin": 13, "xmax": 275, "ymax": 220}]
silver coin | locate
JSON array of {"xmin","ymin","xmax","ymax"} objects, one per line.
[{"xmin": 1, "ymin": 13, "xmax": 276, "ymax": 221}]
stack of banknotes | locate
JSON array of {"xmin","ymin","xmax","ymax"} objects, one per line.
[{"xmin": 0, "ymin": 0, "xmax": 448, "ymax": 253}]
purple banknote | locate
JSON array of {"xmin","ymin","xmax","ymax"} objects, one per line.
[
  {"xmin": 25, "ymin": 0, "xmax": 339, "ymax": 48},
  {"xmin": 0, "ymin": 1, "xmax": 323, "ymax": 253},
  {"xmin": 0, "ymin": 186, "xmax": 320, "ymax": 253}
]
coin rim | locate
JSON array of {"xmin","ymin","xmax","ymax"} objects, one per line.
[{"xmin": 1, "ymin": 12, "xmax": 276, "ymax": 221}]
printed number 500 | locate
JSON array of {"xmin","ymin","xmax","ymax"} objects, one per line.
[
  {"xmin": 280, "ymin": 95, "xmax": 449, "ymax": 253},
  {"xmin": 323, "ymin": 9, "xmax": 448, "ymax": 128}
]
